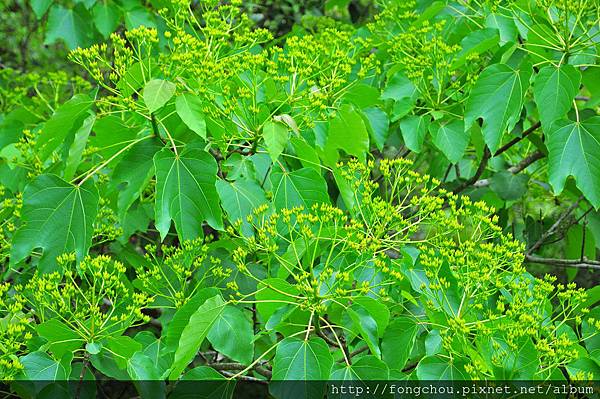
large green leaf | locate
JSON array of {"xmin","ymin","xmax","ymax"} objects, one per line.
[
  {"xmin": 175, "ymin": 94, "xmax": 207, "ymax": 138},
  {"xmin": 10, "ymin": 175, "xmax": 99, "ymax": 272},
  {"xmin": 207, "ymin": 305, "xmax": 254, "ymax": 365},
  {"xmin": 20, "ymin": 351, "xmax": 69, "ymax": 380},
  {"xmin": 93, "ymin": 1, "xmax": 120, "ymax": 38},
  {"xmin": 37, "ymin": 319, "xmax": 84, "ymax": 358},
  {"xmin": 465, "ymin": 63, "xmax": 532, "ymax": 152},
  {"xmin": 154, "ymin": 147, "xmax": 223, "ymax": 241},
  {"xmin": 165, "ymin": 288, "xmax": 219, "ymax": 349},
  {"xmin": 144, "ymin": 79, "xmax": 176, "ymax": 113},
  {"xmin": 271, "ymin": 337, "xmax": 333, "ymax": 398},
  {"xmin": 216, "ymin": 178, "xmax": 267, "ymax": 229},
  {"xmin": 381, "ymin": 316, "xmax": 418, "ymax": 371},
  {"xmin": 44, "ymin": 4, "xmax": 93, "ymax": 49},
  {"xmin": 416, "ymin": 356, "xmax": 467, "ymax": 380},
  {"xmin": 170, "ymin": 295, "xmax": 226, "ymax": 379},
  {"xmin": 324, "ymin": 104, "xmax": 370, "ymax": 163},
  {"xmin": 534, "ymin": 65, "xmax": 581, "ymax": 128},
  {"xmin": 330, "ymin": 355, "xmax": 389, "ymax": 380},
  {"xmin": 270, "ymin": 167, "xmax": 329, "ymax": 210},
  {"xmin": 546, "ymin": 117, "xmax": 600, "ymax": 207},
  {"xmin": 345, "ymin": 305, "xmax": 381, "ymax": 358}
]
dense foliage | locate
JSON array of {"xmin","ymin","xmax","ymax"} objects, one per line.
[{"xmin": 2, "ymin": 0, "xmax": 600, "ymax": 397}]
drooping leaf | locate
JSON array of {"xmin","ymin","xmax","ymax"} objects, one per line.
[
  {"xmin": 263, "ymin": 121, "xmax": 289, "ymax": 162},
  {"xmin": 170, "ymin": 295, "xmax": 226, "ymax": 379},
  {"xmin": 345, "ymin": 305, "xmax": 381, "ymax": 358},
  {"xmin": 465, "ymin": 63, "xmax": 532, "ymax": 152},
  {"xmin": 270, "ymin": 167, "xmax": 329, "ymax": 210},
  {"xmin": 175, "ymin": 94, "xmax": 207, "ymax": 138},
  {"xmin": 64, "ymin": 113, "xmax": 95, "ymax": 180},
  {"xmin": 362, "ymin": 107, "xmax": 390, "ymax": 151},
  {"xmin": 400, "ymin": 115, "xmax": 429, "ymax": 153},
  {"xmin": 324, "ymin": 104, "xmax": 370, "ymax": 163},
  {"xmin": 143, "ymin": 79, "xmax": 176, "ymax": 113},
  {"xmin": 416, "ymin": 356, "xmax": 467, "ymax": 380},
  {"xmin": 112, "ymin": 137, "xmax": 162, "ymax": 217},
  {"xmin": 36, "ymin": 94, "xmax": 94, "ymax": 161},
  {"xmin": 11, "ymin": 175, "xmax": 99, "ymax": 272},
  {"xmin": 429, "ymin": 119, "xmax": 469, "ymax": 163},
  {"xmin": 207, "ymin": 305, "xmax": 254, "ymax": 365},
  {"xmin": 154, "ymin": 147, "xmax": 223, "ymax": 241},
  {"xmin": 165, "ymin": 288, "xmax": 220, "ymax": 349},
  {"xmin": 381, "ymin": 316, "xmax": 418, "ymax": 371},
  {"xmin": 533, "ymin": 65, "xmax": 581, "ymax": 128},
  {"xmin": 546, "ymin": 117, "xmax": 600, "ymax": 207}
]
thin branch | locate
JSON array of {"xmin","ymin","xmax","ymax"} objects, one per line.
[
  {"xmin": 494, "ymin": 121, "xmax": 541, "ymax": 157},
  {"xmin": 472, "ymin": 150, "xmax": 545, "ymax": 188},
  {"xmin": 527, "ymin": 195, "xmax": 584, "ymax": 255},
  {"xmin": 525, "ymin": 255, "xmax": 600, "ymax": 271},
  {"xmin": 453, "ymin": 147, "xmax": 491, "ymax": 194},
  {"xmin": 208, "ymin": 362, "xmax": 272, "ymax": 379}
]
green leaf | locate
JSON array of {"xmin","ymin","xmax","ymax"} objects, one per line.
[
  {"xmin": 270, "ymin": 167, "xmax": 329, "ymax": 210},
  {"xmin": 381, "ymin": 71, "xmax": 416, "ymax": 102},
  {"xmin": 154, "ymin": 147, "xmax": 223, "ymax": 241},
  {"xmin": 112, "ymin": 137, "xmax": 162, "ymax": 218},
  {"xmin": 207, "ymin": 305, "xmax": 254, "ymax": 365},
  {"xmin": 465, "ymin": 63, "xmax": 532, "ymax": 152},
  {"xmin": 362, "ymin": 107, "xmax": 389, "ymax": 151},
  {"xmin": 331, "ymin": 356, "xmax": 389, "ymax": 380},
  {"xmin": 175, "ymin": 94, "xmax": 207, "ymax": 138},
  {"xmin": 20, "ymin": 351, "xmax": 69, "ymax": 380},
  {"xmin": 143, "ymin": 79, "xmax": 176, "ymax": 113},
  {"xmin": 290, "ymin": 138, "xmax": 321, "ymax": 172},
  {"xmin": 256, "ymin": 278, "xmax": 300, "ymax": 321},
  {"xmin": 452, "ymin": 28, "xmax": 500, "ymax": 70},
  {"xmin": 64, "ymin": 113, "xmax": 95, "ymax": 180},
  {"xmin": 36, "ymin": 94, "xmax": 94, "ymax": 161},
  {"xmin": 37, "ymin": 319, "xmax": 83, "ymax": 358},
  {"xmin": 216, "ymin": 178, "xmax": 267, "ymax": 230},
  {"xmin": 416, "ymin": 356, "xmax": 467, "ymax": 380},
  {"xmin": 165, "ymin": 288, "xmax": 219, "ymax": 349},
  {"xmin": 128, "ymin": 352, "xmax": 166, "ymax": 399},
  {"xmin": 44, "ymin": 4, "xmax": 93, "ymax": 50},
  {"xmin": 93, "ymin": 1, "xmax": 121, "ymax": 38},
  {"xmin": 272, "ymin": 340, "xmax": 331, "ymax": 374},
  {"xmin": 400, "ymin": 115, "xmax": 429, "ymax": 153},
  {"xmin": 382, "ymin": 316, "xmax": 418, "ymax": 371},
  {"xmin": 170, "ymin": 295, "xmax": 226, "ymax": 379},
  {"xmin": 534, "ymin": 65, "xmax": 581, "ymax": 128},
  {"xmin": 345, "ymin": 305, "xmax": 381, "ymax": 358},
  {"xmin": 263, "ymin": 121, "xmax": 289, "ymax": 162},
  {"xmin": 546, "ymin": 117, "xmax": 600, "ymax": 207},
  {"xmin": 429, "ymin": 119, "xmax": 469, "ymax": 163},
  {"xmin": 325, "ymin": 104, "xmax": 369, "ymax": 163},
  {"xmin": 11, "ymin": 175, "xmax": 99, "ymax": 272},
  {"xmin": 490, "ymin": 171, "xmax": 529, "ymax": 201},
  {"xmin": 31, "ymin": 0, "xmax": 53, "ymax": 18}
]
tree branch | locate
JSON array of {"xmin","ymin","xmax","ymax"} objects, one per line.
[
  {"xmin": 525, "ymin": 255, "xmax": 600, "ymax": 271},
  {"xmin": 209, "ymin": 362, "xmax": 272, "ymax": 379},
  {"xmin": 453, "ymin": 147, "xmax": 491, "ymax": 194},
  {"xmin": 493, "ymin": 121, "xmax": 541, "ymax": 157},
  {"xmin": 527, "ymin": 195, "xmax": 584, "ymax": 255},
  {"xmin": 472, "ymin": 150, "xmax": 545, "ymax": 188}
]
